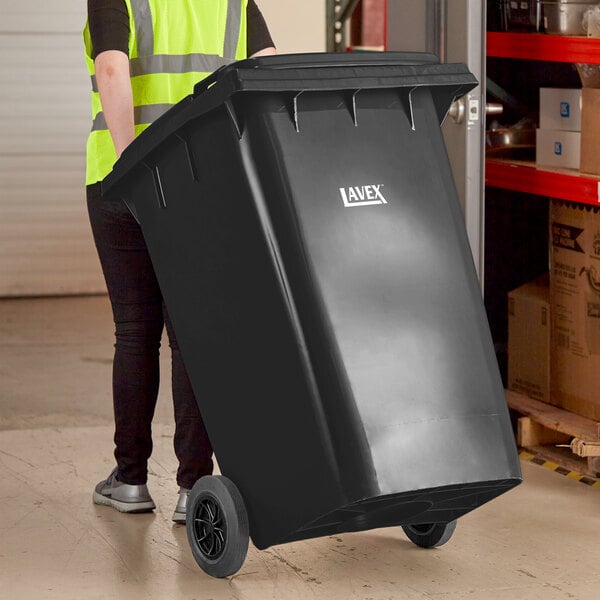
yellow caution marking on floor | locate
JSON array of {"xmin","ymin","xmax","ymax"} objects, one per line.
[
  {"xmin": 519, "ymin": 451, "xmax": 600, "ymax": 490},
  {"xmin": 541, "ymin": 460, "xmax": 559, "ymax": 470}
]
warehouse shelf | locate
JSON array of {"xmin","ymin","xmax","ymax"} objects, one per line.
[
  {"xmin": 486, "ymin": 33, "xmax": 600, "ymax": 205},
  {"xmin": 487, "ymin": 32, "xmax": 600, "ymax": 64},
  {"xmin": 486, "ymin": 158, "xmax": 600, "ymax": 206}
]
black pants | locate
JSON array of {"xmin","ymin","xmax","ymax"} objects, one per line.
[{"xmin": 87, "ymin": 184, "xmax": 213, "ymax": 489}]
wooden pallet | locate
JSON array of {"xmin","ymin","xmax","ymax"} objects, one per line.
[{"xmin": 506, "ymin": 390, "xmax": 600, "ymax": 480}]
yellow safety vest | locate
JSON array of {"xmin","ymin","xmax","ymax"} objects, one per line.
[{"xmin": 83, "ymin": 0, "xmax": 248, "ymax": 185}]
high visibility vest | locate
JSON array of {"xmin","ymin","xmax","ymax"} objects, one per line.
[{"xmin": 83, "ymin": 0, "xmax": 248, "ymax": 185}]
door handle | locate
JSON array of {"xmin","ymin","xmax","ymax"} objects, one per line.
[
  {"xmin": 449, "ymin": 99, "xmax": 503, "ymax": 124},
  {"xmin": 485, "ymin": 103, "xmax": 504, "ymax": 116},
  {"xmin": 448, "ymin": 98, "xmax": 466, "ymax": 124}
]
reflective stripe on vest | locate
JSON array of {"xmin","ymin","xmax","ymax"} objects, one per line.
[
  {"xmin": 90, "ymin": 54, "xmax": 235, "ymax": 94},
  {"xmin": 223, "ymin": 0, "xmax": 243, "ymax": 58},
  {"xmin": 84, "ymin": 0, "xmax": 247, "ymax": 184},
  {"xmin": 130, "ymin": 0, "xmax": 155, "ymax": 57},
  {"xmin": 91, "ymin": 104, "xmax": 174, "ymax": 131}
]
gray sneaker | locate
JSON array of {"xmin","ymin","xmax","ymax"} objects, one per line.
[
  {"xmin": 93, "ymin": 468, "xmax": 156, "ymax": 513},
  {"xmin": 172, "ymin": 488, "xmax": 190, "ymax": 523}
]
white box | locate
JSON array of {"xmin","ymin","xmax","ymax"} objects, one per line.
[
  {"xmin": 539, "ymin": 88, "xmax": 582, "ymax": 131},
  {"xmin": 536, "ymin": 129, "xmax": 581, "ymax": 169}
]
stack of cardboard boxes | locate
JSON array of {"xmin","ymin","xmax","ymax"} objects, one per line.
[
  {"xmin": 509, "ymin": 203, "xmax": 600, "ymax": 421},
  {"xmin": 536, "ymin": 87, "xmax": 582, "ymax": 170},
  {"xmin": 535, "ymin": 67, "xmax": 600, "ymax": 175},
  {"xmin": 510, "ymin": 73, "xmax": 600, "ymax": 420},
  {"xmin": 548, "ymin": 200, "xmax": 600, "ymax": 420},
  {"xmin": 510, "ymin": 81, "xmax": 600, "ymax": 419}
]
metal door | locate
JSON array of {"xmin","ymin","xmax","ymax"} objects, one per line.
[{"xmin": 385, "ymin": 0, "xmax": 486, "ymax": 280}]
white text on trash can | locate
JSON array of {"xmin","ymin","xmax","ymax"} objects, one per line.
[{"xmin": 339, "ymin": 185, "xmax": 388, "ymax": 208}]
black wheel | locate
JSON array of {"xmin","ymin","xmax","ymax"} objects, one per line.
[
  {"xmin": 402, "ymin": 520, "xmax": 457, "ymax": 548},
  {"xmin": 186, "ymin": 475, "xmax": 249, "ymax": 577}
]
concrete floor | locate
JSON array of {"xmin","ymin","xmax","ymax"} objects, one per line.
[{"xmin": 1, "ymin": 296, "xmax": 599, "ymax": 600}]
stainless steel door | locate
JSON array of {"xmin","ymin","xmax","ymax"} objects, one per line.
[{"xmin": 386, "ymin": 0, "xmax": 486, "ymax": 280}]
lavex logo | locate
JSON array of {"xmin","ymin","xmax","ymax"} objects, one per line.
[{"xmin": 339, "ymin": 184, "xmax": 387, "ymax": 208}]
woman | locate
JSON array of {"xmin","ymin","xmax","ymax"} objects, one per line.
[{"xmin": 84, "ymin": 0, "xmax": 275, "ymax": 522}]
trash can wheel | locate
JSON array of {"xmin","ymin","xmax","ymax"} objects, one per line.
[
  {"xmin": 402, "ymin": 520, "xmax": 457, "ymax": 548},
  {"xmin": 186, "ymin": 475, "xmax": 249, "ymax": 578}
]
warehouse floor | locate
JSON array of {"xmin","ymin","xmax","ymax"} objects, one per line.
[{"xmin": 1, "ymin": 296, "xmax": 599, "ymax": 600}]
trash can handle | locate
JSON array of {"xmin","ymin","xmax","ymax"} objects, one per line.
[{"xmin": 193, "ymin": 65, "xmax": 231, "ymax": 97}]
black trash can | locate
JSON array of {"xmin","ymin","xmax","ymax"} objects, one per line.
[{"xmin": 103, "ymin": 52, "xmax": 522, "ymax": 577}]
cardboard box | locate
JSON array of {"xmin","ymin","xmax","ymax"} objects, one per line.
[
  {"xmin": 577, "ymin": 65, "xmax": 600, "ymax": 175},
  {"xmin": 550, "ymin": 199, "xmax": 600, "ymax": 420},
  {"xmin": 580, "ymin": 87, "xmax": 600, "ymax": 175},
  {"xmin": 536, "ymin": 128, "xmax": 581, "ymax": 170},
  {"xmin": 508, "ymin": 275, "xmax": 551, "ymax": 403},
  {"xmin": 539, "ymin": 88, "xmax": 582, "ymax": 131}
]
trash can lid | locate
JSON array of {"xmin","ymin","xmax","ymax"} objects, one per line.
[
  {"xmin": 103, "ymin": 52, "xmax": 477, "ymax": 197},
  {"xmin": 193, "ymin": 51, "xmax": 442, "ymax": 95},
  {"xmin": 229, "ymin": 51, "xmax": 441, "ymax": 69},
  {"xmin": 192, "ymin": 51, "xmax": 476, "ymax": 97}
]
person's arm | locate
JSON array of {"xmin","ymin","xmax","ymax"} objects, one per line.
[
  {"xmin": 94, "ymin": 50, "xmax": 135, "ymax": 157},
  {"xmin": 88, "ymin": 0, "xmax": 133, "ymax": 157}
]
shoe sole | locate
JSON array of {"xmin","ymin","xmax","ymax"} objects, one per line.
[
  {"xmin": 93, "ymin": 491, "xmax": 155, "ymax": 513},
  {"xmin": 172, "ymin": 510, "xmax": 186, "ymax": 524}
]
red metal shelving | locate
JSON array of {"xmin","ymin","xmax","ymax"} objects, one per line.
[
  {"xmin": 486, "ymin": 33, "xmax": 600, "ymax": 204},
  {"xmin": 487, "ymin": 32, "xmax": 600, "ymax": 63},
  {"xmin": 485, "ymin": 159, "xmax": 600, "ymax": 206}
]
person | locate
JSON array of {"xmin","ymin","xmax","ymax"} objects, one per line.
[{"xmin": 84, "ymin": 0, "xmax": 276, "ymax": 523}]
